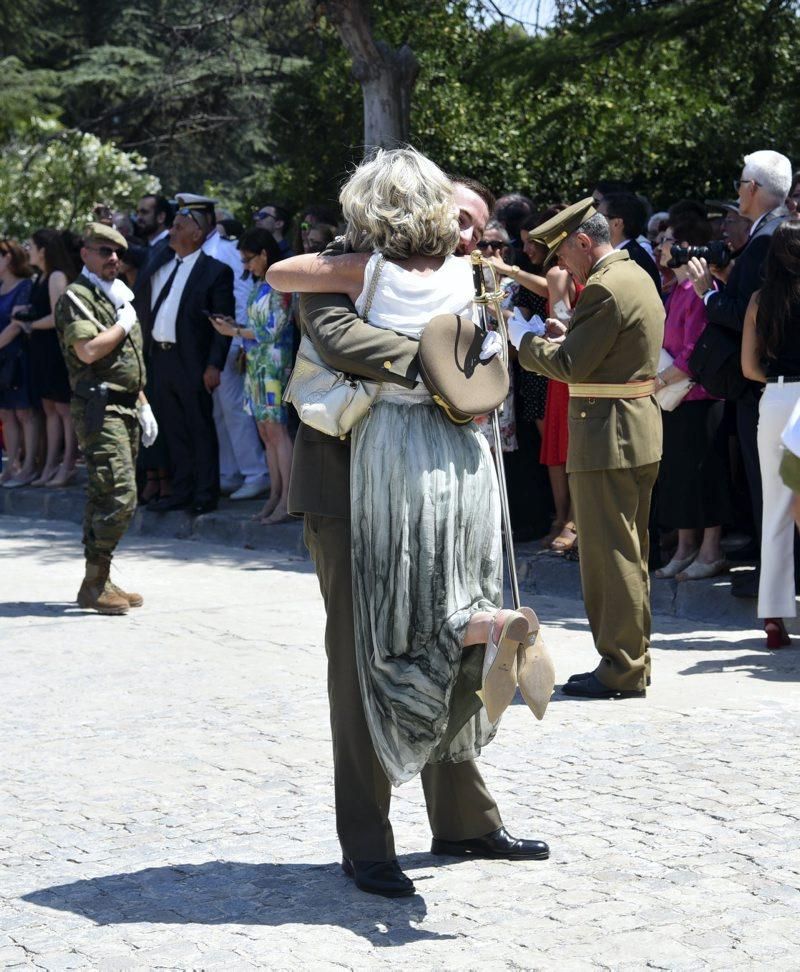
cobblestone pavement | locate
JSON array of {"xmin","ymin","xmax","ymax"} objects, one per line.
[{"xmin": 2, "ymin": 517, "xmax": 800, "ymax": 971}]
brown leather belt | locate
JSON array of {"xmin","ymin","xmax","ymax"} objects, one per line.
[{"xmin": 568, "ymin": 379, "xmax": 656, "ymax": 399}]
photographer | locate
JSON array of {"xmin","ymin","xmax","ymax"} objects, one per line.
[
  {"xmin": 687, "ymin": 149, "xmax": 793, "ymax": 598},
  {"xmin": 654, "ymin": 216, "xmax": 732, "ymax": 580}
]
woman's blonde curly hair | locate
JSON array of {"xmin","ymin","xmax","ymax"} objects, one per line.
[{"xmin": 339, "ymin": 147, "xmax": 460, "ymax": 260}]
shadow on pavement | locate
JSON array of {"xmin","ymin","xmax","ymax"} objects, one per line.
[
  {"xmin": 680, "ymin": 651, "xmax": 800, "ymax": 682},
  {"xmin": 0, "ymin": 601, "xmax": 92, "ymax": 618},
  {"xmin": 22, "ymin": 860, "xmax": 454, "ymax": 947}
]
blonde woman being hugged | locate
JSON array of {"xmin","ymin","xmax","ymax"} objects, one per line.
[{"xmin": 268, "ymin": 150, "xmax": 550, "ymax": 829}]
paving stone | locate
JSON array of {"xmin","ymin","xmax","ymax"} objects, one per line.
[{"xmin": 2, "ymin": 517, "xmax": 799, "ymax": 969}]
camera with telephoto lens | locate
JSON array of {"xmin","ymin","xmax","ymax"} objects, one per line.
[{"xmin": 668, "ymin": 240, "xmax": 733, "ymax": 269}]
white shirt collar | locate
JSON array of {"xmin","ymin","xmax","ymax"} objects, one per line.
[{"xmin": 149, "ymin": 229, "xmax": 169, "ymax": 247}]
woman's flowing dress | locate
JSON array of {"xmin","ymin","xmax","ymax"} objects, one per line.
[{"xmin": 349, "ymin": 254, "xmax": 504, "ymax": 786}]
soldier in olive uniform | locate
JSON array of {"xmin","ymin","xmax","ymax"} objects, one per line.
[
  {"xmin": 509, "ymin": 199, "xmax": 665, "ymax": 699},
  {"xmin": 54, "ymin": 223, "xmax": 158, "ymax": 615}
]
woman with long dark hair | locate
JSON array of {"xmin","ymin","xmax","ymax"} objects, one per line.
[
  {"xmin": 16, "ymin": 229, "xmax": 80, "ymax": 486},
  {"xmin": 742, "ymin": 220, "xmax": 800, "ymax": 648}
]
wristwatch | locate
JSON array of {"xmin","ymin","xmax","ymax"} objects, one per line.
[{"xmin": 508, "ymin": 265, "xmax": 520, "ymax": 279}]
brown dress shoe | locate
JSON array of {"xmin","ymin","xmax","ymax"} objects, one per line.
[{"xmin": 76, "ymin": 563, "xmax": 129, "ymax": 615}]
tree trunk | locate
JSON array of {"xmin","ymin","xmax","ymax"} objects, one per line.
[{"xmin": 323, "ymin": 0, "xmax": 420, "ymax": 153}]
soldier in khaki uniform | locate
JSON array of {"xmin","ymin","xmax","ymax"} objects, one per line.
[
  {"xmin": 54, "ymin": 223, "xmax": 158, "ymax": 615},
  {"xmin": 510, "ymin": 199, "xmax": 665, "ymax": 699}
]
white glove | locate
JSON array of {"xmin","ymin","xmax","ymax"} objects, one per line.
[
  {"xmin": 137, "ymin": 403, "xmax": 158, "ymax": 448},
  {"xmin": 116, "ymin": 302, "xmax": 138, "ymax": 335},
  {"xmin": 479, "ymin": 330, "xmax": 505, "ymax": 361},
  {"xmin": 507, "ymin": 308, "xmax": 545, "ymax": 349}
]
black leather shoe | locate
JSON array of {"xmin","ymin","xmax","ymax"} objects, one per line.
[
  {"xmin": 190, "ymin": 499, "xmax": 218, "ymax": 516},
  {"xmin": 561, "ymin": 673, "xmax": 645, "ymax": 699},
  {"xmin": 567, "ymin": 670, "xmax": 651, "ymax": 686},
  {"xmin": 341, "ymin": 857, "xmax": 415, "ymax": 898},
  {"xmin": 147, "ymin": 495, "xmax": 191, "ymax": 513},
  {"xmin": 431, "ymin": 826, "xmax": 549, "ymax": 860}
]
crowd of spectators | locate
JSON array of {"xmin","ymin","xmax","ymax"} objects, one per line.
[{"xmin": 1, "ymin": 149, "xmax": 799, "ymax": 646}]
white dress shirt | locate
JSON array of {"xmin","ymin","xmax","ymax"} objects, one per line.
[
  {"xmin": 151, "ymin": 248, "xmax": 202, "ymax": 343},
  {"xmin": 149, "ymin": 229, "xmax": 169, "ymax": 247}
]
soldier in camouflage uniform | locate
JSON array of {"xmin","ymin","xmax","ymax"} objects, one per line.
[{"xmin": 54, "ymin": 223, "xmax": 159, "ymax": 615}]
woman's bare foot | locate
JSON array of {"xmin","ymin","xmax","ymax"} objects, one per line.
[
  {"xmin": 549, "ymin": 521, "xmax": 577, "ymax": 553},
  {"xmin": 31, "ymin": 465, "xmax": 59, "ymax": 487},
  {"xmin": 254, "ymin": 494, "xmax": 279, "ymax": 521},
  {"xmin": 262, "ymin": 504, "xmax": 291, "ymax": 526},
  {"xmin": 540, "ymin": 519, "xmax": 565, "ymax": 548}
]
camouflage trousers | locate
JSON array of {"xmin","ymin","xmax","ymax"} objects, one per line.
[{"xmin": 74, "ymin": 405, "xmax": 139, "ymax": 563}]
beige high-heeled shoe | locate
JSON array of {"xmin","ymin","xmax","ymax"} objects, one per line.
[
  {"xmin": 516, "ymin": 607, "xmax": 555, "ymax": 720},
  {"xmin": 479, "ymin": 609, "xmax": 529, "ymax": 723}
]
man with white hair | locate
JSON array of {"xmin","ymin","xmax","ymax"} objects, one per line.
[{"xmin": 688, "ymin": 149, "xmax": 792, "ymax": 597}]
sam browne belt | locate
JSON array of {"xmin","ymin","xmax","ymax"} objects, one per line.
[{"xmin": 568, "ymin": 379, "xmax": 656, "ymax": 400}]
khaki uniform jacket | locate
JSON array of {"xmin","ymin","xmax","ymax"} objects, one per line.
[
  {"xmin": 518, "ymin": 250, "xmax": 665, "ymax": 473},
  {"xmin": 287, "ymin": 292, "xmax": 420, "ymax": 518}
]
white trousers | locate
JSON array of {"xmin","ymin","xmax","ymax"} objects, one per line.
[
  {"xmin": 213, "ymin": 342, "xmax": 268, "ymax": 486},
  {"xmin": 757, "ymin": 379, "xmax": 800, "ymax": 619}
]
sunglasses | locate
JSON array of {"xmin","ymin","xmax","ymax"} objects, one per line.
[
  {"xmin": 176, "ymin": 206, "xmax": 207, "ymax": 229},
  {"xmin": 87, "ymin": 245, "xmax": 126, "ymax": 259},
  {"xmin": 476, "ymin": 240, "xmax": 505, "ymax": 250},
  {"xmin": 253, "ymin": 210, "xmax": 275, "ymax": 221}
]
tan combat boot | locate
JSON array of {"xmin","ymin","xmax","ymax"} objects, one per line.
[
  {"xmin": 107, "ymin": 580, "xmax": 144, "ymax": 608},
  {"xmin": 76, "ymin": 561, "xmax": 129, "ymax": 615}
]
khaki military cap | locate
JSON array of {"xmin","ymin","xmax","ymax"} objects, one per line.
[
  {"xmin": 83, "ymin": 222, "xmax": 128, "ymax": 250},
  {"xmin": 530, "ymin": 197, "xmax": 598, "ymax": 266},
  {"xmin": 175, "ymin": 192, "xmax": 217, "ymax": 212}
]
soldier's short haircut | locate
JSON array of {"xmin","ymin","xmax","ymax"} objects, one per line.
[{"xmin": 577, "ymin": 212, "xmax": 611, "ymax": 245}]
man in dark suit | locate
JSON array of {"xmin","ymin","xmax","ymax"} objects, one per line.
[
  {"xmin": 687, "ymin": 149, "xmax": 793, "ymax": 597},
  {"xmin": 598, "ymin": 193, "xmax": 662, "ymax": 296},
  {"xmin": 134, "ymin": 200, "xmax": 233, "ymax": 515},
  {"xmin": 288, "ymin": 180, "xmax": 549, "ymax": 901}
]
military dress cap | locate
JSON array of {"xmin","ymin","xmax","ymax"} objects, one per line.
[
  {"xmin": 83, "ymin": 221, "xmax": 128, "ymax": 250},
  {"xmin": 530, "ymin": 197, "xmax": 598, "ymax": 266},
  {"xmin": 704, "ymin": 199, "xmax": 741, "ymax": 216},
  {"xmin": 175, "ymin": 192, "xmax": 217, "ymax": 212}
]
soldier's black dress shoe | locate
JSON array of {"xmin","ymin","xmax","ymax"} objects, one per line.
[
  {"xmin": 561, "ymin": 673, "xmax": 645, "ymax": 699},
  {"xmin": 148, "ymin": 495, "xmax": 191, "ymax": 513},
  {"xmin": 567, "ymin": 671, "xmax": 651, "ymax": 687},
  {"xmin": 431, "ymin": 826, "xmax": 549, "ymax": 860},
  {"xmin": 341, "ymin": 857, "xmax": 416, "ymax": 898}
]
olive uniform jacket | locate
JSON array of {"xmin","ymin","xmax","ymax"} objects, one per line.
[
  {"xmin": 518, "ymin": 250, "xmax": 665, "ymax": 473},
  {"xmin": 287, "ymin": 292, "xmax": 420, "ymax": 519},
  {"xmin": 55, "ymin": 278, "xmax": 146, "ymax": 414}
]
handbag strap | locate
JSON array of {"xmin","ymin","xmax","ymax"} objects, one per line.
[{"xmin": 360, "ymin": 255, "xmax": 386, "ymax": 322}]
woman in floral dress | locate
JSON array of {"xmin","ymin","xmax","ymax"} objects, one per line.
[{"xmin": 212, "ymin": 228, "xmax": 294, "ymax": 524}]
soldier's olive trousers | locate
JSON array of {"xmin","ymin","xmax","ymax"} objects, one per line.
[
  {"xmin": 74, "ymin": 407, "xmax": 139, "ymax": 563},
  {"xmin": 569, "ymin": 462, "xmax": 659, "ymax": 692},
  {"xmin": 303, "ymin": 512, "xmax": 502, "ymax": 862}
]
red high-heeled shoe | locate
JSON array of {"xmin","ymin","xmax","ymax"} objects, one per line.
[{"xmin": 764, "ymin": 618, "xmax": 791, "ymax": 650}]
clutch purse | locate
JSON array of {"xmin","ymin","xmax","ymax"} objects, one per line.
[
  {"xmin": 283, "ymin": 256, "xmax": 385, "ymax": 437},
  {"xmin": 418, "ymin": 313, "xmax": 509, "ymax": 424},
  {"xmin": 655, "ymin": 347, "xmax": 694, "ymax": 412}
]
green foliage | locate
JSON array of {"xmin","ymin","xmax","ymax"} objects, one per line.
[
  {"xmin": 0, "ymin": 119, "xmax": 160, "ymax": 238},
  {"xmin": 3, "ymin": 0, "xmax": 799, "ymax": 226}
]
